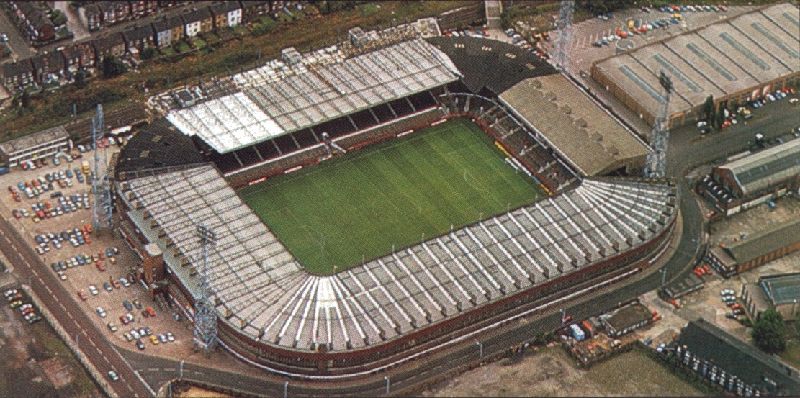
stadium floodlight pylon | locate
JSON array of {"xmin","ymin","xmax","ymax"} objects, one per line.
[
  {"xmin": 553, "ymin": 0, "xmax": 575, "ymax": 72},
  {"xmin": 644, "ymin": 71, "xmax": 673, "ymax": 179},
  {"xmin": 91, "ymin": 104, "xmax": 113, "ymax": 233},
  {"xmin": 193, "ymin": 224, "xmax": 218, "ymax": 356}
]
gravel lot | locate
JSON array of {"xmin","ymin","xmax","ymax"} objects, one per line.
[{"xmin": 421, "ymin": 345, "xmax": 704, "ymax": 397}]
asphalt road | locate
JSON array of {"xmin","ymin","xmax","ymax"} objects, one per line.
[
  {"xmin": 0, "ymin": 8, "xmax": 34, "ymax": 62},
  {"xmin": 0, "ymin": 217, "xmax": 153, "ymax": 397}
]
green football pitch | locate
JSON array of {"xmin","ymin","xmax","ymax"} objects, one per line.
[{"xmin": 239, "ymin": 118, "xmax": 544, "ymax": 275}]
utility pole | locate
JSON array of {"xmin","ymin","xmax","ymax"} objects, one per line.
[
  {"xmin": 91, "ymin": 104, "xmax": 113, "ymax": 233},
  {"xmin": 193, "ymin": 225, "xmax": 218, "ymax": 355},
  {"xmin": 385, "ymin": 376, "xmax": 391, "ymax": 396},
  {"xmin": 660, "ymin": 268, "xmax": 668, "ymax": 288},
  {"xmin": 553, "ymin": 0, "xmax": 575, "ymax": 72},
  {"xmin": 476, "ymin": 340, "xmax": 483, "ymax": 359},
  {"xmin": 645, "ymin": 71, "xmax": 673, "ymax": 178}
]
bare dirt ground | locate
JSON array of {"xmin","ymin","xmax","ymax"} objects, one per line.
[
  {"xmin": 420, "ymin": 345, "xmax": 704, "ymax": 397},
  {"xmin": 175, "ymin": 385, "xmax": 231, "ymax": 398},
  {"xmin": 0, "ymin": 300, "xmax": 101, "ymax": 398}
]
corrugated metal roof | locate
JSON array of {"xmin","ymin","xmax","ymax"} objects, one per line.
[
  {"xmin": 677, "ymin": 319, "xmax": 800, "ymax": 394},
  {"xmin": 721, "ymin": 139, "xmax": 800, "ymax": 196},
  {"xmin": 726, "ymin": 218, "xmax": 800, "ymax": 265}
]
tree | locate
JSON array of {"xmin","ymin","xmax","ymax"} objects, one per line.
[
  {"xmin": 49, "ymin": 9, "xmax": 67, "ymax": 27},
  {"xmin": 752, "ymin": 308, "xmax": 786, "ymax": 354},
  {"xmin": 101, "ymin": 56, "xmax": 127, "ymax": 78},
  {"xmin": 578, "ymin": 0, "xmax": 635, "ymax": 15},
  {"xmin": 703, "ymin": 95, "xmax": 714, "ymax": 123},
  {"xmin": 141, "ymin": 47, "xmax": 158, "ymax": 61},
  {"xmin": 20, "ymin": 89, "xmax": 31, "ymax": 108},
  {"xmin": 74, "ymin": 68, "xmax": 87, "ymax": 88}
]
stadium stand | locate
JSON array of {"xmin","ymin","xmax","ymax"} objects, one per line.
[
  {"xmin": 114, "ymin": 118, "xmax": 207, "ymax": 179},
  {"xmin": 438, "ymin": 92, "xmax": 579, "ymax": 192},
  {"xmin": 124, "ymin": 28, "xmax": 681, "ymax": 373},
  {"xmin": 167, "ymin": 39, "xmax": 460, "ymax": 154},
  {"xmin": 427, "ymin": 36, "xmax": 557, "ymax": 95},
  {"xmin": 499, "ymin": 75, "xmax": 649, "ymax": 176},
  {"xmin": 117, "ymin": 160, "xmax": 677, "ymax": 371}
]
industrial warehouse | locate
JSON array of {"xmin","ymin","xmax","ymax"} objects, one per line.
[{"xmin": 591, "ymin": 3, "xmax": 800, "ymax": 127}]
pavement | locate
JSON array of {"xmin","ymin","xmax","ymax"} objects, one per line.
[{"xmin": 0, "ymin": 214, "xmax": 153, "ymax": 397}]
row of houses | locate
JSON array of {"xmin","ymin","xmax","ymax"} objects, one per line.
[
  {"xmin": 1, "ymin": 1, "xmax": 287, "ymax": 91},
  {"xmin": 83, "ymin": 0, "xmax": 289, "ymax": 31},
  {"xmin": 1, "ymin": 1, "xmax": 58, "ymax": 44}
]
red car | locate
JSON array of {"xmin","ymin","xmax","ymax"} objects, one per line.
[
  {"xmin": 96, "ymin": 262, "xmax": 106, "ymax": 272},
  {"xmin": 77, "ymin": 290, "xmax": 88, "ymax": 301}
]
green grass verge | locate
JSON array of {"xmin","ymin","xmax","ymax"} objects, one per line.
[{"xmin": 240, "ymin": 119, "xmax": 543, "ymax": 274}]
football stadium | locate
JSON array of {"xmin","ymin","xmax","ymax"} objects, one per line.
[{"xmin": 114, "ymin": 22, "xmax": 677, "ymax": 373}]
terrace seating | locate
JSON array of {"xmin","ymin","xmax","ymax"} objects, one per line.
[{"xmin": 438, "ymin": 92, "xmax": 579, "ymax": 193}]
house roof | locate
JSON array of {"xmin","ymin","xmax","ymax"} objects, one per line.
[
  {"xmin": 83, "ymin": 4, "xmax": 101, "ymax": 16},
  {"xmin": 677, "ymin": 319, "xmax": 800, "ymax": 395},
  {"xmin": 91, "ymin": 33, "xmax": 126, "ymax": 52},
  {"xmin": 153, "ymin": 15, "xmax": 184, "ymax": 31},
  {"xmin": 725, "ymin": 218, "xmax": 800, "ymax": 265},
  {"xmin": 44, "ymin": 50, "xmax": 65, "ymax": 69},
  {"xmin": 718, "ymin": 139, "xmax": 800, "ymax": 197},
  {"xmin": 209, "ymin": 1, "xmax": 242, "ymax": 15},
  {"xmin": 181, "ymin": 7, "xmax": 213, "ymax": 24},
  {"xmin": 122, "ymin": 24, "xmax": 154, "ymax": 43},
  {"xmin": 2, "ymin": 60, "xmax": 34, "ymax": 78},
  {"xmin": 60, "ymin": 45, "xmax": 80, "ymax": 59}
]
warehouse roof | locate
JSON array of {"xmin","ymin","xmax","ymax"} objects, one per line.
[
  {"xmin": 499, "ymin": 75, "xmax": 648, "ymax": 176},
  {"xmin": 592, "ymin": 3, "xmax": 800, "ymax": 123},
  {"xmin": 677, "ymin": 319, "xmax": 800, "ymax": 395},
  {"xmin": 719, "ymin": 138, "xmax": 800, "ymax": 196},
  {"xmin": 760, "ymin": 273, "xmax": 800, "ymax": 306},
  {"xmin": 0, "ymin": 126, "xmax": 68, "ymax": 155},
  {"xmin": 725, "ymin": 218, "xmax": 800, "ymax": 265}
]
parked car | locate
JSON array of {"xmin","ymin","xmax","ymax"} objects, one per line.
[{"xmin": 96, "ymin": 307, "xmax": 107, "ymax": 318}]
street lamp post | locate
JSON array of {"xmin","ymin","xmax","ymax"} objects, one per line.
[
  {"xmin": 476, "ymin": 340, "xmax": 483, "ymax": 359},
  {"xmin": 385, "ymin": 376, "xmax": 390, "ymax": 395}
]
